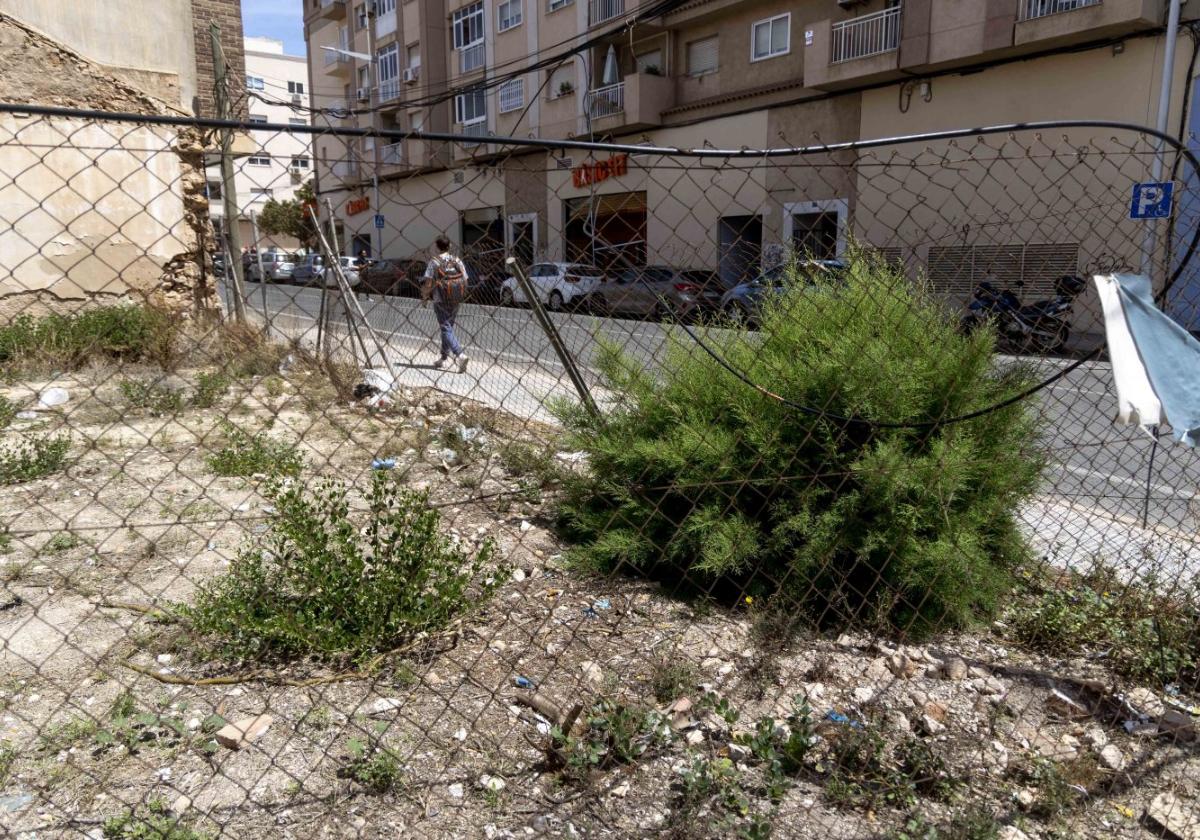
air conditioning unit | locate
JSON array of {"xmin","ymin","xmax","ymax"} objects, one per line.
[
  {"xmin": 291, "ymin": 94, "xmax": 303, "ymax": 106},
  {"xmin": 289, "ymin": 164, "xmax": 305, "ymax": 175},
  {"xmin": 356, "ymin": 87, "xmax": 370, "ymax": 102},
  {"xmin": 403, "ymin": 66, "xmax": 420, "ymax": 84}
]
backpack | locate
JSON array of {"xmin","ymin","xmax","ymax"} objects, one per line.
[{"xmin": 433, "ymin": 254, "xmax": 468, "ymax": 305}]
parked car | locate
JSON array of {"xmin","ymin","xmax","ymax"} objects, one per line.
[
  {"xmin": 463, "ymin": 260, "xmax": 506, "ymax": 305},
  {"xmin": 246, "ymin": 251, "xmax": 295, "ymax": 283},
  {"xmin": 587, "ymin": 265, "xmax": 708, "ymax": 321},
  {"xmin": 500, "ymin": 262, "xmax": 605, "ymax": 311},
  {"xmin": 720, "ymin": 259, "xmax": 846, "ymax": 329},
  {"xmin": 360, "ymin": 258, "xmax": 426, "ymax": 297},
  {"xmin": 292, "ymin": 254, "xmax": 325, "ymax": 286},
  {"xmin": 321, "ymin": 256, "xmax": 363, "ymax": 288}
]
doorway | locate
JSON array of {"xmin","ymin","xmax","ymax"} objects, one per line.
[
  {"xmin": 350, "ymin": 234, "xmax": 372, "ymax": 260},
  {"xmin": 783, "ymin": 199, "xmax": 848, "ymax": 261},
  {"xmin": 507, "ymin": 213, "xmax": 538, "ymax": 270},
  {"xmin": 718, "ymin": 214, "xmax": 763, "ymax": 288},
  {"xmin": 461, "ymin": 207, "xmax": 505, "ymax": 277}
]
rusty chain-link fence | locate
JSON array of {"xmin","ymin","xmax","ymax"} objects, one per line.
[{"xmin": 0, "ymin": 103, "xmax": 1198, "ymax": 839}]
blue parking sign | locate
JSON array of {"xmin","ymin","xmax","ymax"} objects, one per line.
[
  {"xmin": 1130, "ymin": 182, "xmax": 1174, "ymax": 219},
  {"xmin": 374, "ymin": 213, "xmax": 385, "ymax": 229}
]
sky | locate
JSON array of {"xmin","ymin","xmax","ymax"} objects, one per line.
[{"xmin": 242, "ymin": 0, "xmax": 307, "ymax": 57}]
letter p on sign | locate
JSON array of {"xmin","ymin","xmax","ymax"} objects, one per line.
[{"xmin": 1130, "ymin": 182, "xmax": 1174, "ymax": 219}]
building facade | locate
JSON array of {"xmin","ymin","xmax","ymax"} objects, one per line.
[
  {"xmin": 208, "ymin": 36, "xmax": 314, "ymax": 250},
  {"xmin": 303, "ymin": 0, "xmax": 1199, "ymax": 332}
]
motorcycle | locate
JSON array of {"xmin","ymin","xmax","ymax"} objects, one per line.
[{"xmin": 960, "ymin": 274, "xmax": 1086, "ymax": 354}]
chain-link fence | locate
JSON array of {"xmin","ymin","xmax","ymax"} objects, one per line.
[{"xmin": 0, "ymin": 104, "xmax": 1198, "ymax": 839}]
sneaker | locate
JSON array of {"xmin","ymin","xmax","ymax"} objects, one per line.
[
  {"xmin": 433, "ymin": 356, "xmax": 448, "ymax": 369},
  {"xmin": 457, "ymin": 354, "xmax": 470, "ymax": 373}
]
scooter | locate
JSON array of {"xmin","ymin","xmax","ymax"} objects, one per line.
[{"xmin": 961, "ymin": 275, "xmax": 1086, "ymax": 354}]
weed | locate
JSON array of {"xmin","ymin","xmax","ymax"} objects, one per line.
[
  {"xmin": 651, "ymin": 658, "xmax": 697, "ymax": 703},
  {"xmin": 40, "ymin": 716, "xmax": 99, "ymax": 753},
  {"xmin": 191, "ymin": 371, "xmax": 231, "ymax": 409},
  {"xmin": 0, "ymin": 740, "xmax": 15, "ymax": 785},
  {"xmin": 945, "ymin": 806, "xmax": 1002, "ymax": 839},
  {"xmin": 0, "ymin": 433, "xmax": 70, "ymax": 485},
  {"xmin": 183, "ymin": 473, "xmax": 500, "ymax": 663},
  {"xmin": 499, "ymin": 441, "xmax": 562, "ymax": 486},
  {"xmin": 119, "ymin": 379, "xmax": 185, "ymax": 415},
  {"xmin": 824, "ymin": 725, "xmax": 916, "ymax": 811},
  {"xmin": 90, "ymin": 690, "xmax": 224, "ymax": 757},
  {"xmin": 263, "ymin": 375, "xmax": 285, "ymax": 398},
  {"xmin": 0, "ymin": 528, "xmax": 11, "ymax": 554},
  {"xmin": 555, "ymin": 699, "xmax": 670, "ymax": 782},
  {"xmin": 1021, "ymin": 757, "xmax": 1083, "ymax": 820},
  {"xmin": 0, "ymin": 395, "xmax": 15, "ymax": 428},
  {"xmin": 205, "ymin": 422, "xmax": 303, "ymax": 478},
  {"xmin": 42, "ymin": 533, "xmax": 80, "ymax": 554},
  {"xmin": 896, "ymin": 738, "xmax": 960, "ymax": 802},
  {"xmin": 0, "ymin": 305, "xmax": 179, "ymax": 375},
  {"xmin": 1009, "ymin": 565, "xmax": 1199, "ymax": 686},
  {"xmin": 340, "ymin": 732, "xmax": 403, "ymax": 793},
  {"xmin": 674, "ymin": 755, "xmax": 774, "ymax": 839},
  {"xmin": 301, "ymin": 706, "xmax": 333, "ymax": 731},
  {"xmin": 102, "ymin": 798, "xmax": 211, "ymax": 840},
  {"xmin": 735, "ymin": 696, "xmax": 816, "ymax": 800}
]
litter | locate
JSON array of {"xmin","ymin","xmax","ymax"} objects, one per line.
[
  {"xmin": 582, "ymin": 607, "xmax": 600, "ymax": 620},
  {"xmin": 14, "ymin": 411, "xmax": 38, "ymax": 420},
  {"xmin": 514, "ymin": 675, "xmax": 536, "ymax": 690},
  {"xmin": 38, "ymin": 387, "xmax": 68, "ymax": 407},
  {"xmin": 593, "ymin": 598, "xmax": 611, "ymax": 611},
  {"xmin": 824, "ymin": 710, "xmax": 863, "ymax": 729},
  {"xmin": 371, "ymin": 457, "xmax": 397, "ymax": 470}
]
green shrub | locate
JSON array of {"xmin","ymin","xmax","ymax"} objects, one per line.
[
  {"xmin": 0, "ymin": 433, "xmax": 70, "ymax": 485},
  {"xmin": 120, "ymin": 379, "xmax": 185, "ymax": 415},
  {"xmin": 191, "ymin": 371, "xmax": 231, "ymax": 408},
  {"xmin": 341, "ymin": 733, "xmax": 403, "ymax": 793},
  {"xmin": 555, "ymin": 698, "xmax": 671, "ymax": 782},
  {"xmin": 181, "ymin": 473, "xmax": 499, "ymax": 663},
  {"xmin": 205, "ymin": 422, "xmax": 303, "ymax": 477},
  {"xmin": 0, "ymin": 395, "xmax": 15, "ymax": 429},
  {"xmin": 1009, "ymin": 566, "xmax": 1198, "ymax": 687},
  {"xmin": 555, "ymin": 252, "xmax": 1043, "ymax": 635},
  {"xmin": 0, "ymin": 305, "xmax": 177, "ymax": 373},
  {"xmin": 102, "ymin": 798, "xmax": 210, "ymax": 840}
]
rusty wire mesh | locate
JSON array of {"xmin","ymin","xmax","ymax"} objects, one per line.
[{"xmin": 0, "ymin": 104, "xmax": 1198, "ymax": 839}]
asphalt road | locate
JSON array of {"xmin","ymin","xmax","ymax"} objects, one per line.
[{"xmin": 238, "ymin": 279, "xmax": 1200, "ymax": 581}]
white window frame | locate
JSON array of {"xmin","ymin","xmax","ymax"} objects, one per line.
[
  {"xmin": 751, "ymin": 12, "xmax": 791, "ymax": 62},
  {"xmin": 782, "ymin": 199, "xmax": 848, "ymax": 259},
  {"xmin": 686, "ymin": 36, "xmax": 718, "ymax": 77},
  {"xmin": 498, "ymin": 78, "xmax": 525, "ymax": 113},
  {"xmin": 247, "ymin": 154, "xmax": 272, "ymax": 166},
  {"xmin": 548, "ymin": 0, "xmax": 572, "ymax": 11},
  {"xmin": 355, "ymin": 2, "xmax": 368, "ymax": 28},
  {"xmin": 249, "ymin": 114, "xmax": 268, "ymax": 124},
  {"xmin": 498, "ymin": 0, "xmax": 523, "ymax": 31},
  {"xmin": 452, "ymin": 2, "xmax": 485, "ymax": 51},
  {"xmin": 506, "ymin": 212, "xmax": 539, "ymax": 256},
  {"xmin": 249, "ymin": 187, "xmax": 274, "ymax": 201},
  {"xmin": 288, "ymin": 117, "xmax": 308, "ymax": 127},
  {"xmin": 290, "ymin": 156, "xmax": 311, "ymax": 169},
  {"xmin": 454, "ymin": 86, "xmax": 487, "ymax": 126},
  {"xmin": 376, "ymin": 0, "xmax": 397, "ymax": 13},
  {"xmin": 246, "ymin": 75, "xmax": 265, "ymax": 91}
]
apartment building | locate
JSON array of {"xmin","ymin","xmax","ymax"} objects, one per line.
[
  {"xmin": 208, "ymin": 36, "xmax": 314, "ymax": 249},
  {"xmin": 304, "ymin": 0, "xmax": 1199, "ymax": 329}
]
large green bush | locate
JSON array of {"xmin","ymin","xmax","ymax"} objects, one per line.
[
  {"xmin": 556, "ymin": 253, "xmax": 1044, "ymax": 635},
  {"xmin": 182, "ymin": 473, "xmax": 499, "ymax": 663},
  {"xmin": 0, "ymin": 305, "xmax": 176, "ymax": 372}
]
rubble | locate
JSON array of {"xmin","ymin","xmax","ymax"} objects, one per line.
[
  {"xmin": 1145, "ymin": 792, "xmax": 1200, "ymax": 840},
  {"xmin": 214, "ymin": 715, "xmax": 272, "ymax": 751},
  {"xmin": 940, "ymin": 656, "xmax": 968, "ymax": 681}
]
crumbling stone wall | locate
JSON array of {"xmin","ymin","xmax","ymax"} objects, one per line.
[{"xmin": 0, "ymin": 13, "xmax": 220, "ymax": 318}]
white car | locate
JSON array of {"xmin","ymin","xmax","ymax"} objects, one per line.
[
  {"xmin": 500, "ymin": 261, "xmax": 604, "ymax": 311},
  {"xmin": 321, "ymin": 256, "xmax": 363, "ymax": 288}
]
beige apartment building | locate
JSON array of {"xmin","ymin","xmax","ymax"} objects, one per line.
[{"xmin": 304, "ymin": 0, "xmax": 1199, "ymax": 329}]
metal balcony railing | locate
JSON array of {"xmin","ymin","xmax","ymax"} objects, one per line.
[
  {"xmin": 1019, "ymin": 0, "xmax": 1100, "ymax": 20},
  {"xmin": 323, "ymin": 49, "xmax": 350, "ymax": 67},
  {"xmin": 831, "ymin": 5, "xmax": 902, "ymax": 64},
  {"xmin": 458, "ymin": 120, "xmax": 488, "ymax": 148},
  {"xmin": 459, "ymin": 42, "xmax": 485, "ymax": 74},
  {"xmin": 331, "ymin": 160, "xmax": 359, "ymax": 178},
  {"xmin": 589, "ymin": 0, "xmax": 624, "ymax": 25},
  {"xmin": 378, "ymin": 79, "xmax": 402, "ymax": 103},
  {"xmin": 586, "ymin": 82, "xmax": 625, "ymax": 119},
  {"xmin": 380, "ymin": 142, "xmax": 404, "ymax": 165}
]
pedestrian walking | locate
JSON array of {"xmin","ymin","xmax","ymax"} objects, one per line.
[{"xmin": 421, "ymin": 235, "xmax": 470, "ymax": 372}]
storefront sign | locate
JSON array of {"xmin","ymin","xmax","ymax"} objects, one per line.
[
  {"xmin": 346, "ymin": 196, "xmax": 370, "ymax": 216},
  {"xmin": 572, "ymin": 153, "xmax": 628, "ymax": 189}
]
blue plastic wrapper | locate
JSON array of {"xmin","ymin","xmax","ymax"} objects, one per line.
[
  {"xmin": 371, "ymin": 457, "xmax": 397, "ymax": 470},
  {"xmin": 514, "ymin": 675, "xmax": 536, "ymax": 689}
]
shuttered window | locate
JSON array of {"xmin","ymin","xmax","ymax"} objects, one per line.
[
  {"xmin": 687, "ymin": 36, "xmax": 718, "ymax": 77},
  {"xmin": 927, "ymin": 243, "xmax": 1079, "ymax": 296}
]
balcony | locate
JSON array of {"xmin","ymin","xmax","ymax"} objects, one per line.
[
  {"xmin": 589, "ymin": 0, "xmax": 624, "ymax": 26},
  {"xmin": 378, "ymin": 79, "xmax": 403, "ymax": 106},
  {"xmin": 323, "ymin": 50, "xmax": 352, "ymax": 77},
  {"xmin": 831, "ymin": 6, "xmax": 901, "ymax": 64},
  {"xmin": 585, "ymin": 72, "xmax": 674, "ymax": 132},
  {"xmin": 1014, "ymin": 0, "xmax": 1159, "ymax": 48},
  {"xmin": 380, "ymin": 142, "xmax": 404, "ymax": 166},
  {"xmin": 317, "ymin": 0, "xmax": 347, "ymax": 19},
  {"xmin": 330, "ymin": 160, "xmax": 359, "ymax": 179},
  {"xmin": 458, "ymin": 42, "xmax": 485, "ymax": 75}
]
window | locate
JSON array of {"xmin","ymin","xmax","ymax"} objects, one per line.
[
  {"xmin": 548, "ymin": 0, "xmax": 572, "ymax": 10},
  {"xmin": 548, "ymin": 65, "xmax": 574, "ymax": 98},
  {"xmin": 290, "ymin": 156, "xmax": 311, "ymax": 170},
  {"xmin": 410, "ymin": 110, "xmax": 426, "ymax": 131},
  {"xmin": 289, "ymin": 117, "xmax": 308, "ymax": 127},
  {"xmin": 249, "ymin": 114, "xmax": 268, "ymax": 124},
  {"xmin": 407, "ymin": 43, "xmax": 421, "ymax": 69},
  {"xmin": 783, "ymin": 199, "xmax": 847, "ymax": 260},
  {"xmin": 355, "ymin": 2, "xmax": 368, "ymax": 28},
  {"xmin": 751, "ymin": 13, "xmax": 790, "ymax": 61},
  {"xmin": 687, "ymin": 36, "xmax": 718, "ymax": 76},
  {"xmin": 636, "ymin": 50, "xmax": 662, "ymax": 74},
  {"xmin": 288, "ymin": 81, "xmax": 305, "ymax": 95},
  {"xmin": 378, "ymin": 42, "xmax": 400, "ymax": 98},
  {"xmin": 498, "ymin": 78, "xmax": 524, "ymax": 112},
  {"xmin": 246, "ymin": 75, "xmax": 265, "ymax": 90},
  {"xmin": 376, "ymin": 0, "xmax": 397, "ymax": 12},
  {"xmin": 498, "ymin": 0, "xmax": 522, "ymax": 31},
  {"xmin": 358, "ymin": 66, "xmax": 370, "ymax": 90},
  {"xmin": 247, "ymin": 154, "xmax": 271, "ymax": 166},
  {"xmin": 206, "ymin": 180, "xmax": 222, "ymax": 200},
  {"xmin": 454, "ymin": 86, "xmax": 487, "ymax": 125},
  {"xmin": 249, "ymin": 188, "xmax": 273, "ymax": 201},
  {"xmin": 452, "ymin": 2, "xmax": 484, "ymax": 50}
]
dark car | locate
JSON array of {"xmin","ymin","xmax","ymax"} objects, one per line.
[
  {"xmin": 360, "ymin": 259, "xmax": 426, "ymax": 297},
  {"xmin": 292, "ymin": 254, "xmax": 325, "ymax": 286},
  {"xmin": 719, "ymin": 259, "xmax": 846, "ymax": 328},
  {"xmin": 463, "ymin": 260, "xmax": 506, "ymax": 305},
  {"xmin": 589, "ymin": 265, "xmax": 713, "ymax": 322}
]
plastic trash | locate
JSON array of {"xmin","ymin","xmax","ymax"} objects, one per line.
[
  {"xmin": 582, "ymin": 607, "xmax": 600, "ymax": 620},
  {"xmin": 593, "ymin": 598, "xmax": 611, "ymax": 611},
  {"xmin": 371, "ymin": 457, "xmax": 397, "ymax": 470},
  {"xmin": 38, "ymin": 387, "xmax": 69, "ymax": 407},
  {"xmin": 824, "ymin": 710, "xmax": 863, "ymax": 729},
  {"xmin": 514, "ymin": 675, "xmax": 536, "ymax": 690},
  {"xmin": 14, "ymin": 411, "xmax": 38, "ymax": 420}
]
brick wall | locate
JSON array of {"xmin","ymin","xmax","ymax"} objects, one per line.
[{"xmin": 191, "ymin": 0, "xmax": 246, "ymax": 117}]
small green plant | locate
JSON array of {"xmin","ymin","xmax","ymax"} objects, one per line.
[
  {"xmin": 554, "ymin": 699, "xmax": 670, "ymax": 781},
  {"xmin": 675, "ymin": 754, "xmax": 774, "ymax": 838},
  {"xmin": 945, "ymin": 806, "xmax": 1002, "ymax": 839},
  {"xmin": 182, "ymin": 473, "xmax": 499, "ymax": 663},
  {"xmin": 896, "ymin": 737, "xmax": 960, "ymax": 802},
  {"xmin": 205, "ymin": 422, "xmax": 303, "ymax": 477},
  {"xmin": 824, "ymin": 725, "xmax": 916, "ymax": 812},
  {"xmin": 119, "ymin": 379, "xmax": 185, "ymax": 415},
  {"xmin": 0, "ymin": 395, "xmax": 15, "ymax": 428},
  {"xmin": 92, "ymin": 691, "xmax": 226, "ymax": 757},
  {"xmin": 102, "ymin": 798, "xmax": 211, "ymax": 840},
  {"xmin": 191, "ymin": 371, "xmax": 231, "ymax": 409},
  {"xmin": 41, "ymin": 533, "xmax": 80, "ymax": 554},
  {"xmin": 734, "ymin": 696, "xmax": 816, "ymax": 801},
  {"xmin": 40, "ymin": 715, "xmax": 100, "ymax": 753},
  {"xmin": 341, "ymin": 732, "xmax": 403, "ymax": 794},
  {"xmin": 499, "ymin": 441, "xmax": 562, "ymax": 486},
  {"xmin": 0, "ymin": 305, "xmax": 178, "ymax": 374},
  {"xmin": 1009, "ymin": 565, "xmax": 1199, "ymax": 686},
  {"xmin": 0, "ymin": 527, "xmax": 12, "ymax": 555},
  {"xmin": 0, "ymin": 739, "xmax": 16, "ymax": 785},
  {"xmin": 0, "ymin": 433, "xmax": 70, "ymax": 485},
  {"xmin": 1021, "ymin": 757, "xmax": 1082, "ymax": 820},
  {"xmin": 650, "ymin": 658, "xmax": 697, "ymax": 703}
]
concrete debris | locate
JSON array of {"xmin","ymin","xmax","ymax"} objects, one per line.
[
  {"xmin": 610, "ymin": 782, "xmax": 630, "ymax": 798},
  {"xmin": 726, "ymin": 743, "xmax": 751, "ymax": 761},
  {"xmin": 1127, "ymin": 687, "xmax": 1167, "ymax": 718},
  {"xmin": 479, "ymin": 774, "xmax": 506, "ymax": 793},
  {"xmin": 214, "ymin": 714, "xmax": 272, "ymax": 751},
  {"xmin": 448, "ymin": 783, "xmax": 464, "ymax": 799},
  {"xmin": 1098, "ymin": 743, "xmax": 1126, "ymax": 771},
  {"xmin": 918, "ymin": 714, "xmax": 946, "ymax": 736},
  {"xmin": 940, "ymin": 656, "xmax": 968, "ymax": 681},
  {"xmin": 685, "ymin": 730, "xmax": 705, "ymax": 745},
  {"xmin": 1046, "ymin": 688, "xmax": 1091, "ymax": 719},
  {"xmin": 371, "ymin": 698, "xmax": 404, "ymax": 715},
  {"xmin": 580, "ymin": 661, "xmax": 603, "ymax": 684},
  {"xmin": 886, "ymin": 653, "xmax": 918, "ymax": 679},
  {"xmin": 667, "ymin": 697, "xmax": 693, "ymax": 715},
  {"xmin": 1144, "ymin": 792, "xmax": 1200, "ymax": 840},
  {"xmin": 1158, "ymin": 709, "xmax": 1197, "ymax": 743},
  {"xmin": 997, "ymin": 827, "xmax": 1033, "ymax": 840},
  {"xmin": 1015, "ymin": 788, "xmax": 1036, "ymax": 810}
]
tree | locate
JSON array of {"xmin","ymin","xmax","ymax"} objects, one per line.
[{"xmin": 257, "ymin": 179, "xmax": 318, "ymax": 250}]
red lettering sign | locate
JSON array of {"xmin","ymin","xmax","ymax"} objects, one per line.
[
  {"xmin": 346, "ymin": 196, "xmax": 370, "ymax": 216},
  {"xmin": 571, "ymin": 153, "xmax": 628, "ymax": 189}
]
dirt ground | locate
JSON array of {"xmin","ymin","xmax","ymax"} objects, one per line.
[{"xmin": 0, "ymin": 355, "xmax": 1197, "ymax": 840}]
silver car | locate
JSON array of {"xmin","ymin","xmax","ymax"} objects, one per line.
[
  {"xmin": 589, "ymin": 266, "xmax": 709, "ymax": 321},
  {"xmin": 246, "ymin": 252, "xmax": 295, "ymax": 283},
  {"xmin": 321, "ymin": 256, "xmax": 363, "ymax": 288}
]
